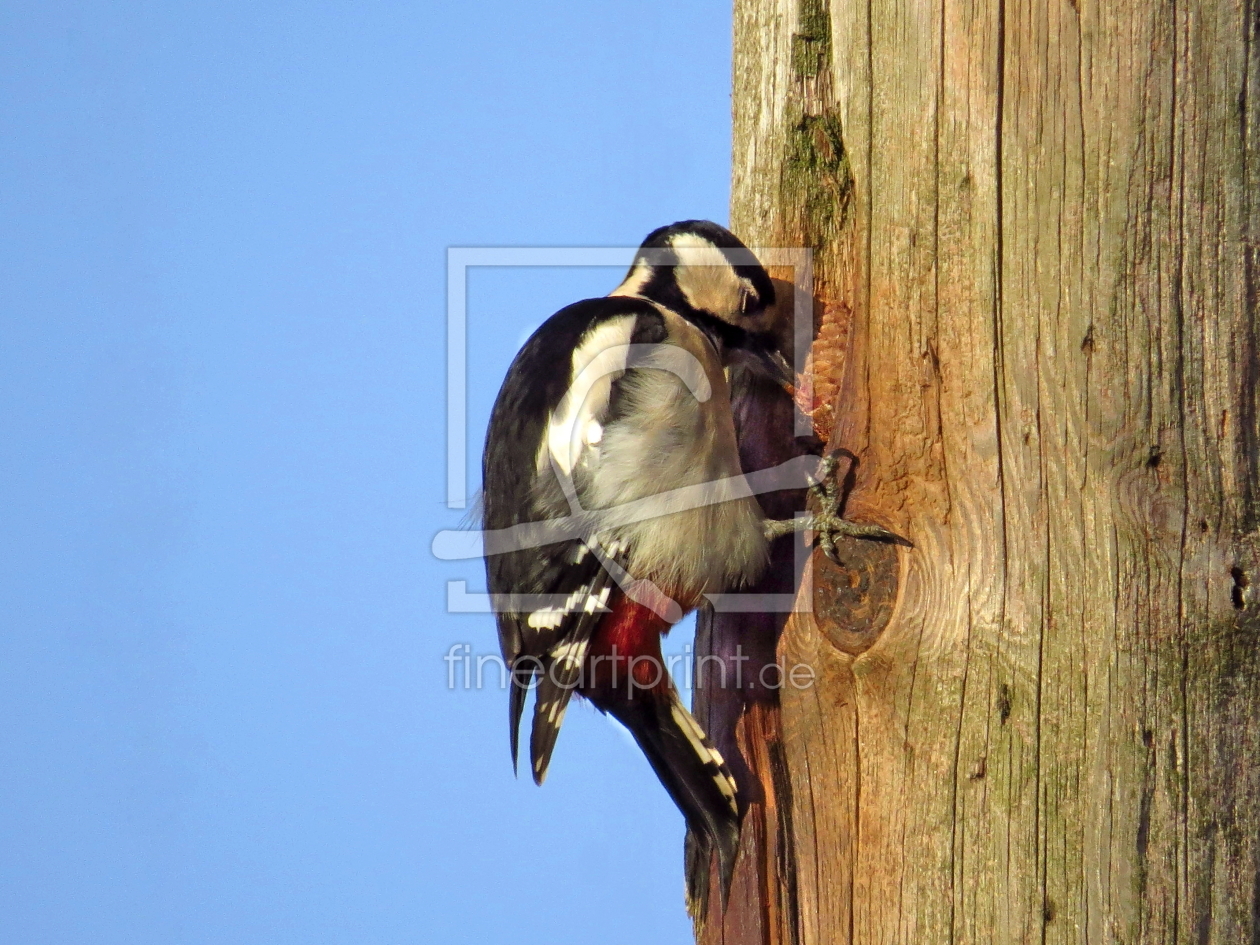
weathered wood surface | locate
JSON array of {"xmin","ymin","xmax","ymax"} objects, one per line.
[{"xmin": 696, "ymin": 0, "xmax": 1260, "ymax": 941}]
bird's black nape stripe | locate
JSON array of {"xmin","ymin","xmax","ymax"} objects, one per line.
[{"xmin": 684, "ymin": 310, "xmax": 760, "ymax": 352}]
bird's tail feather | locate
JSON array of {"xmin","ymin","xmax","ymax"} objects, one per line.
[
  {"xmin": 508, "ymin": 669, "xmax": 529, "ymax": 773},
  {"xmin": 606, "ymin": 689, "xmax": 741, "ymax": 899},
  {"xmin": 529, "ymin": 635, "xmax": 593, "ymax": 784}
]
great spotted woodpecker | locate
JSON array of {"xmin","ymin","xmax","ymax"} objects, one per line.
[{"xmin": 480, "ymin": 220, "xmax": 895, "ymax": 885}]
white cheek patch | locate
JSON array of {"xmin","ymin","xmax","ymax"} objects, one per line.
[{"xmin": 670, "ymin": 234, "xmax": 742, "ymax": 318}]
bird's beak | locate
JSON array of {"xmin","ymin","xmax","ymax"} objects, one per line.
[
  {"xmin": 733, "ymin": 342, "xmax": 795, "ymax": 390},
  {"xmin": 723, "ymin": 326, "xmax": 797, "ymax": 392}
]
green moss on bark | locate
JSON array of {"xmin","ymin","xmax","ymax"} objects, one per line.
[
  {"xmin": 781, "ymin": 110, "xmax": 853, "ymax": 244},
  {"xmin": 791, "ymin": 0, "xmax": 831, "ymax": 78}
]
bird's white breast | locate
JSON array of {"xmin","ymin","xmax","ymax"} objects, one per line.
[{"xmin": 542, "ymin": 309, "xmax": 767, "ymax": 602}]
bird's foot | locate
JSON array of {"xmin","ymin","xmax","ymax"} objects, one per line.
[{"xmin": 762, "ymin": 452, "xmax": 910, "ymax": 561}]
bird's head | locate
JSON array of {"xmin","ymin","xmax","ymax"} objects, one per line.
[
  {"xmin": 612, "ymin": 220, "xmax": 776, "ymax": 327},
  {"xmin": 613, "ymin": 220, "xmax": 791, "ymax": 386}
]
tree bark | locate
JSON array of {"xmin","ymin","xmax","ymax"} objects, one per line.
[{"xmin": 693, "ymin": 0, "xmax": 1260, "ymax": 941}]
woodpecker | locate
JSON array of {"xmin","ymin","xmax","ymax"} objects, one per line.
[{"xmin": 480, "ymin": 220, "xmax": 896, "ymax": 886}]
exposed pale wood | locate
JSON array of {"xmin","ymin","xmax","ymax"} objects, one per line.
[{"xmin": 702, "ymin": 0, "xmax": 1260, "ymax": 941}]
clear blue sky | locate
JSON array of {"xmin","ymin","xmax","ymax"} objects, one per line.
[{"xmin": 0, "ymin": 3, "xmax": 733, "ymax": 942}]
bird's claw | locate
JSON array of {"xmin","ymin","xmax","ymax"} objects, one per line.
[
  {"xmin": 806, "ymin": 452, "xmax": 910, "ymax": 562},
  {"xmin": 806, "ymin": 452, "xmax": 842, "ymax": 517}
]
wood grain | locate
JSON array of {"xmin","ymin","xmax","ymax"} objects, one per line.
[{"xmin": 707, "ymin": 0, "xmax": 1260, "ymax": 941}]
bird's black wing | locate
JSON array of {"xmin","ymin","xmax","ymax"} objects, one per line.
[{"xmin": 481, "ymin": 296, "xmax": 662, "ymax": 778}]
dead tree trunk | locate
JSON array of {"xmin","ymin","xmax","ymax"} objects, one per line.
[{"xmin": 692, "ymin": 0, "xmax": 1260, "ymax": 941}]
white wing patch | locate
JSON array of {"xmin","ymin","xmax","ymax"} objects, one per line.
[
  {"xmin": 544, "ymin": 317, "xmax": 635, "ymax": 476},
  {"xmin": 526, "ymin": 610, "xmax": 564, "ymax": 630},
  {"xmin": 525, "ymin": 584, "xmax": 612, "ymax": 629},
  {"xmin": 550, "ymin": 638, "xmax": 590, "ymax": 671}
]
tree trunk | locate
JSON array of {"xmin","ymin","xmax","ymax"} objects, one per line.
[{"xmin": 693, "ymin": 0, "xmax": 1260, "ymax": 942}]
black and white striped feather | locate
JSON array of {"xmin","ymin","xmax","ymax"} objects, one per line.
[
  {"xmin": 522, "ymin": 541, "xmax": 621, "ymax": 784},
  {"xmin": 500, "ymin": 536, "xmax": 620, "ymax": 780}
]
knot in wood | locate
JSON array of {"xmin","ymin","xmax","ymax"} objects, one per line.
[{"xmin": 810, "ymin": 538, "xmax": 899, "ymax": 656}]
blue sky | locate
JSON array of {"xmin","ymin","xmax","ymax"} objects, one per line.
[{"xmin": 0, "ymin": 3, "xmax": 732, "ymax": 942}]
